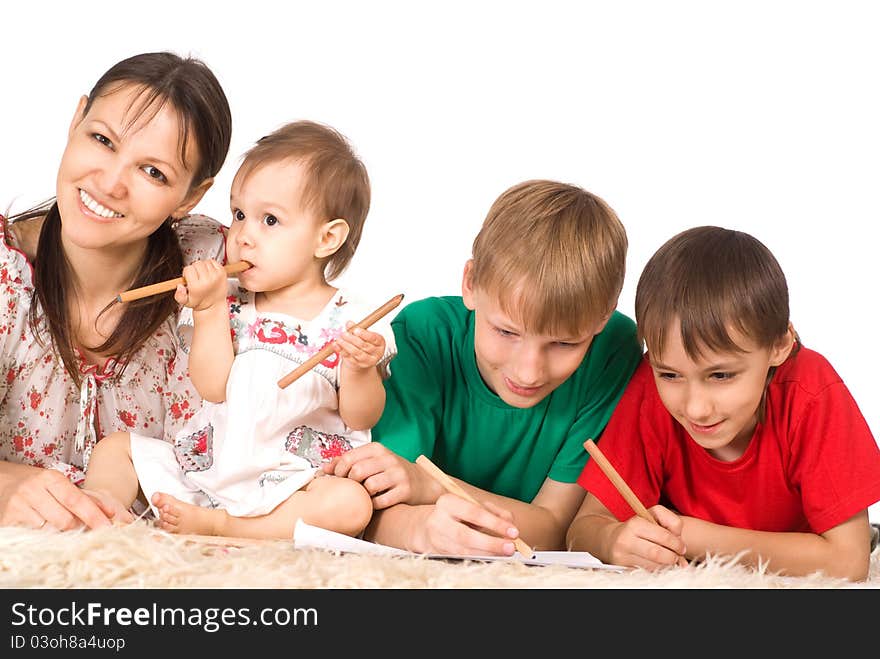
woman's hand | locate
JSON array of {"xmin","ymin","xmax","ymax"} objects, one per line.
[{"xmin": 0, "ymin": 462, "xmax": 113, "ymax": 530}]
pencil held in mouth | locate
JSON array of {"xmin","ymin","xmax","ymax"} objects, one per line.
[
  {"xmin": 116, "ymin": 261, "xmax": 252, "ymax": 303},
  {"xmin": 415, "ymin": 454, "xmax": 535, "ymax": 558},
  {"xmin": 277, "ymin": 293, "xmax": 405, "ymax": 389}
]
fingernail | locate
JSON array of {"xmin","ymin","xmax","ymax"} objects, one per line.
[
  {"xmin": 353, "ymin": 328, "xmax": 363, "ymax": 336},
  {"xmin": 503, "ymin": 542, "xmax": 515, "ymax": 555},
  {"xmin": 507, "ymin": 527, "xmax": 519, "ymax": 538}
]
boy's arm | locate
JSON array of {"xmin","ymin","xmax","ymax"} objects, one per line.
[
  {"xmin": 365, "ymin": 478, "xmax": 586, "ymax": 554},
  {"xmin": 680, "ymin": 510, "xmax": 872, "ymax": 581},
  {"xmin": 566, "ymin": 492, "xmax": 687, "ymax": 569},
  {"xmin": 175, "ymin": 261, "xmax": 234, "ymax": 403}
]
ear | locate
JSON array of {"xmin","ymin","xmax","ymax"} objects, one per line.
[
  {"xmin": 461, "ymin": 260, "xmax": 476, "ymax": 310},
  {"xmin": 68, "ymin": 95, "xmax": 89, "ymax": 138},
  {"xmin": 314, "ymin": 218, "xmax": 350, "ymax": 258},
  {"xmin": 768, "ymin": 322, "xmax": 797, "ymax": 367},
  {"xmin": 171, "ymin": 177, "xmax": 214, "ymax": 220}
]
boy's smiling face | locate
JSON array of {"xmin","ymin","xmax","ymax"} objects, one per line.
[
  {"xmin": 462, "ymin": 261, "xmax": 608, "ymax": 408},
  {"xmin": 648, "ymin": 318, "xmax": 794, "ymax": 460}
]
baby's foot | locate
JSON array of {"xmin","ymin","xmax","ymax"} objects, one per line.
[{"xmin": 151, "ymin": 492, "xmax": 222, "ymax": 536}]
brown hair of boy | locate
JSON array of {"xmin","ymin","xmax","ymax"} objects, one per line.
[
  {"xmin": 469, "ymin": 179, "xmax": 627, "ymax": 337},
  {"xmin": 236, "ymin": 120, "xmax": 370, "ymax": 281},
  {"xmin": 635, "ymin": 226, "xmax": 797, "ymax": 419}
]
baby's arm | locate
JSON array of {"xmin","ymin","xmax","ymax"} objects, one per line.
[
  {"xmin": 335, "ymin": 323, "xmax": 386, "ymax": 430},
  {"xmin": 174, "ymin": 260, "xmax": 234, "ymax": 403},
  {"xmin": 679, "ymin": 510, "xmax": 872, "ymax": 581}
]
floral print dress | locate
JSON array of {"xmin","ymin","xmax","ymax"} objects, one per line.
[
  {"xmin": 0, "ymin": 214, "xmax": 227, "ymax": 484},
  {"xmin": 129, "ymin": 285, "xmax": 397, "ymax": 517}
]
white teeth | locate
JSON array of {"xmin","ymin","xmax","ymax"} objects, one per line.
[{"xmin": 79, "ymin": 189, "xmax": 123, "ymax": 219}]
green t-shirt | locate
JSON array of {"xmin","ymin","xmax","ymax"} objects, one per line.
[{"xmin": 373, "ymin": 296, "xmax": 642, "ymax": 503}]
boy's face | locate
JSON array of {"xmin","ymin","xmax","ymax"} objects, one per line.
[
  {"xmin": 226, "ymin": 160, "xmax": 342, "ymax": 295},
  {"xmin": 462, "ymin": 262, "xmax": 608, "ymax": 408},
  {"xmin": 648, "ymin": 319, "xmax": 794, "ymax": 461}
]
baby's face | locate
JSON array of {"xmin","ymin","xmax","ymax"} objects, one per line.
[
  {"xmin": 648, "ymin": 319, "xmax": 792, "ymax": 461},
  {"xmin": 226, "ymin": 160, "xmax": 325, "ymax": 294}
]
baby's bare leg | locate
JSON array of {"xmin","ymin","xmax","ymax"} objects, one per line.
[
  {"xmin": 153, "ymin": 475, "xmax": 373, "ymax": 540},
  {"xmin": 82, "ymin": 431, "xmax": 142, "ymax": 516}
]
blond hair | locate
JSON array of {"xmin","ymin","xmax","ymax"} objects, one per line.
[
  {"xmin": 237, "ymin": 120, "xmax": 370, "ymax": 280},
  {"xmin": 470, "ymin": 180, "xmax": 627, "ymax": 336}
]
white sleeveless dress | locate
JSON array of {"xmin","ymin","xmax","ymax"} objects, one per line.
[{"xmin": 129, "ymin": 284, "xmax": 397, "ymax": 517}]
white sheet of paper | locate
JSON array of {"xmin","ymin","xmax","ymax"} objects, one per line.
[{"xmin": 293, "ymin": 519, "xmax": 626, "ymax": 571}]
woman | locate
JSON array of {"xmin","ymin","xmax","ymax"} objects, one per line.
[{"xmin": 0, "ymin": 51, "xmax": 232, "ymax": 530}]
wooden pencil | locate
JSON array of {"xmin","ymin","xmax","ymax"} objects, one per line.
[
  {"xmin": 582, "ymin": 439, "xmax": 653, "ymax": 522},
  {"xmin": 415, "ymin": 454, "xmax": 535, "ymax": 558},
  {"xmin": 277, "ymin": 293, "xmax": 405, "ymax": 389},
  {"xmin": 116, "ymin": 260, "xmax": 252, "ymax": 303},
  {"xmin": 583, "ymin": 438, "xmax": 688, "ymax": 567}
]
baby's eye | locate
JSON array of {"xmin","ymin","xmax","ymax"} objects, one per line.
[
  {"xmin": 495, "ymin": 327, "xmax": 516, "ymax": 338},
  {"xmin": 232, "ymin": 209, "xmax": 245, "ymax": 222},
  {"xmin": 555, "ymin": 341, "xmax": 579, "ymax": 348},
  {"xmin": 142, "ymin": 165, "xmax": 167, "ymax": 184},
  {"xmin": 657, "ymin": 371, "xmax": 678, "ymax": 381},
  {"xmin": 262, "ymin": 214, "xmax": 278, "ymax": 227},
  {"xmin": 710, "ymin": 372, "xmax": 736, "ymax": 381}
]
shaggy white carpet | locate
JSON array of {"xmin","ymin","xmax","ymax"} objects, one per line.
[{"xmin": 1, "ymin": 521, "xmax": 877, "ymax": 589}]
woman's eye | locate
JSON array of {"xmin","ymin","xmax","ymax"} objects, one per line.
[
  {"xmin": 92, "ymin": 133, "xmax": 112, "ymax": 148},
  {"xmin": 232, "ymin": 209, "xmax": 245, "ymax": 222},
  {"xmin": 142, "ymin": 165, "xmax": 167, "ymax": 184},
  {"xmin": 263, "ymin": 214, "xmax": 278, "ymax": 226}
]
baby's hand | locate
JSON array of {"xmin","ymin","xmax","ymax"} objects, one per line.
[
  {"xmin": 335, "ymin": 321, "xmax": 386, "ymax": 372},
  {"xmin": 173, "ymin": 260, "xmax": 227, "ymax": 312}
]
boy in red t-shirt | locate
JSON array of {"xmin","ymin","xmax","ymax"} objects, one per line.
[{"xmin": 567, "ymin": 226, "xmax": 880, "ymax": 580}]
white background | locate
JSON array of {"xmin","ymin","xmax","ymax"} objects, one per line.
[{"xmin": 2, "ymin": 1, "xmax": 877, "ymax": 520}]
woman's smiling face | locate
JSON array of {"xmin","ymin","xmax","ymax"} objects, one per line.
[{"xmin": 56, "ymin": 83, "xmax": 206, "ymax": 252}]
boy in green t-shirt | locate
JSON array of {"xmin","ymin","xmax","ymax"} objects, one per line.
[{"xmin": 323, "ymin": 179, "xmax": 642, "ymax": 555}]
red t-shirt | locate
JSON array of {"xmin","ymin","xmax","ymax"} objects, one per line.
[{"xmin": 578, "ymin": 347, "xmax": 880, "ymax": 534}]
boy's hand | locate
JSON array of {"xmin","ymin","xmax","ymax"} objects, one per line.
[
  {"xmin": 174, "ymin": 260, "xmax": 227, "ymax": 312},
  {"xmin": 335, "ymin": 322, "xmax": 386, "ymax": 373},
  {"xmin": 415, "ymin": 495, "xmax": 520, "ymax": 556},
  {"xmin": 607, "ymin": 504, "xmax": 688, "ymax": 569},
  {"xmin": 322, "ymin": 443, "xmax": 444, "ymax": 507}
]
